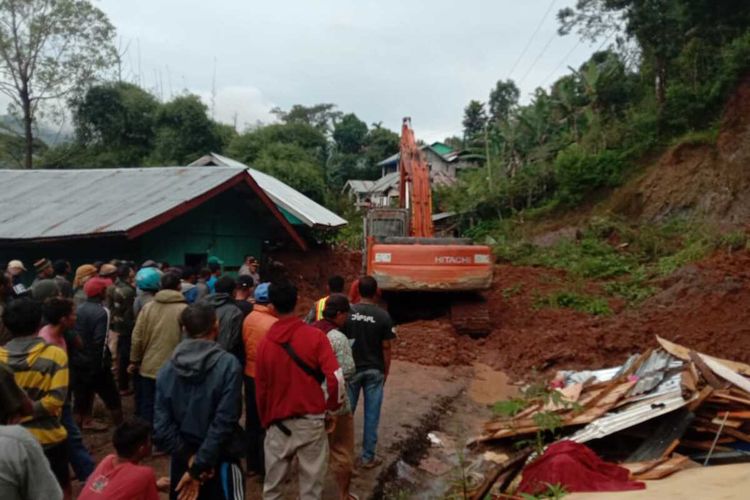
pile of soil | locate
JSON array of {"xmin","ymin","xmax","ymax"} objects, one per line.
[
  {"xmin": 268, "ymin": 245, "xmax": 362, "ymax": 315},
  {"xmin": 393, "ymin": 248, "xmax": 750, "ymax": 380},
  {"xmin": 392, "ymin": 319, "xmax": 478, "ymax": 367}
]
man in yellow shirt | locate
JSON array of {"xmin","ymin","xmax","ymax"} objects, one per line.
[{"xmin": 0, "ymin": 297, "xmax": 70, "ymax": 498}]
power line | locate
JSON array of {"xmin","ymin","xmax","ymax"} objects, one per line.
[
  {"xmin": 507, "ymin": 0, "xmax": 558, "ymax": 79},
  {"xmin": 518, "ymin": 28, "xmax": 559, "ymax": 86},
  {"xmin": 540, "ymin": 32, "xmax": 615, "ymax": 88},
  {"xmin": 540, "ymin": 39, "xmax": 582, "ymax": 87}
]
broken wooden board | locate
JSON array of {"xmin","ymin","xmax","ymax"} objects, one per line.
[
  {"xmin": 698, "ymin": 354, "xmax": 750, "ymax": 394},
  {"xmin": 480, "ymin": 381, "xmax": 636, "ymax": 441},
  {"xmin": 657, "ymin": 336, "xmax": 750, "ymax": 377},
  {"xmin": 632, "ymin": 454, "xmax": 699, "ymax": 480},
  {"xmin": 689, "ymin": 350, "xmax": 726, "ymax": 389}
]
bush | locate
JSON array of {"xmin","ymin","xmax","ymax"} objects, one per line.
[{"xmin": 554, "ymin": 145, "xmax": 627, "ymax": 204}]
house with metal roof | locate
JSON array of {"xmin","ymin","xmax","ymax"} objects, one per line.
[
  {"xmin": 343, "ymin": 142, "xmax": 483, "ymax": 210},
  {"xmin": 342, "ymin": 180, "xmax": 376, "ymax": 209},
  {"xmin": 0, "ymin": 166, "xmax": 308, "ymax": 273},
  {"xmin": 190, "ymin": 153, "xmax": 347, "ymax": 229},
  {"xmin": 377, "ymin": 141, "xmax": 482, "ymax": 178}
]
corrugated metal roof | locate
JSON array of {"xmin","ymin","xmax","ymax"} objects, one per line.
[
  {"xmin": 369, "ymin": 172, "xmax": 399, "ymax": 194},
  {"xmin": 343, "ymin": 180, "xmax": 375, "ymax": 194},
  {"xmin": 376, "ymin": 142, "xmax": 456, "ymax": 167},
  {"xmin": 191, "ymin": 154, "xmax": 347, "ymax": 229},
  {"xmin": 0, "ymin": 167, "xmax": 247, "ymax": 241}
]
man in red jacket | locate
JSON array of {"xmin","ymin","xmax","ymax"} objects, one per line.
[{"xmin": 255, "ymin": 281, "xmax": 343, "ymax": 500}]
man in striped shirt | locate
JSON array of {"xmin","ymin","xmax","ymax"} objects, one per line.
[{"xmin": 0, "ymin": 298, "xmax": 71, "ymax": 499}]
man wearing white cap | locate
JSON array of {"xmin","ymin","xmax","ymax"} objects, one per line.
[{"xmin": 5, "ymin": 260, "xmax": 26, "ymax": 286}]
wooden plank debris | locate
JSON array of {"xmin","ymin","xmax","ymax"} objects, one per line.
[
  {"xmin": 478, "ymin": 336, "xmax": 750, "ymax": 487},
  {"xmin": 689, "ymin": 351, "xmax": 726, "ymax": 389}
]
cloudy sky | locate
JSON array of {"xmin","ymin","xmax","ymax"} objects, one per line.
[{"xmin": 95, "ymin": 0, "xmax": 601, "ymax": 141}]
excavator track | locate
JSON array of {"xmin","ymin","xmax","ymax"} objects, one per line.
[{"xmin": 450, "ymin": 293, "xmax": 491, "ymax": 338}]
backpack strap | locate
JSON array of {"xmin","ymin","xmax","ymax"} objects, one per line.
[{"xmin": 280, "ymin": 342, "xmax": 325, "ymax": 384}]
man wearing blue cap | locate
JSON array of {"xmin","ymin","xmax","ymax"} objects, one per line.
[{"xmin": 241, "ymin": 283, "xmax": 277, "ymax": 477}]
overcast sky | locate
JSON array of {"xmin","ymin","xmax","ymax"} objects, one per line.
[{"xmin": 91, "ymin": 1, "xmax": 601, "ymax": 142}]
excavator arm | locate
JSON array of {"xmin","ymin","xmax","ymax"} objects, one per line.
[{"xmin": 398, "ymin": 117, "xmax": 434, "ymax": 238}]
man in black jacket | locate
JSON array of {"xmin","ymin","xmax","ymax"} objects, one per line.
[
  {"xmin": 73, "ymin": 276, "xmax": 123, "ymax": 431},
  {"xmin": 201, "ymin": 276, "xmax": 244, "ymax": 364},
  {"xmin": 154, "ymin": 303, "xmax": 244, "ymax": 500}
]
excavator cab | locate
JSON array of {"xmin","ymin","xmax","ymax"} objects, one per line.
[{"xmin": 365, "ymin": 208, "xmax": 410, "ymax": 242}]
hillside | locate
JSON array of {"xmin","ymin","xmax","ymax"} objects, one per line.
[{"xmin": 611, "ymin": 74, "xmax": 750, "ymax": 223}]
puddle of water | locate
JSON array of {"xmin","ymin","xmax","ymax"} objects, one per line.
[{"xmin": 468, "ymin": 362, "xmax": 518, "ymax": 405}]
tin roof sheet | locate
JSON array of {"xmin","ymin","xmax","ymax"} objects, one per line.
[
  {"xmin": 0, "ymin": 167, "xmax": 247, "ymax": 241},
  {"xmin": 192, "ymin": 153, "xmax": 347, "ymax": 229}
]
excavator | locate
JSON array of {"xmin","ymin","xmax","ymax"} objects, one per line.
[{"xmin": 364, "ymin": 117, "xmax": 494, "ymax": 337}]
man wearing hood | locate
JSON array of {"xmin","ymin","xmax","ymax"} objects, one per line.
[
  {"xmin": 129, "ymin": 272, "xmax": 187, "ymax": 426},
  {"xmin": 201, "ymin": 276, "xmax": 244, "ymax": 363},
  {"xmin": 255, "ymin": 281, "xmax": 344, "ymax": 500},
  {"xmin": 154, "ymin": 303, "xmax": 244, "ymax": 500}
]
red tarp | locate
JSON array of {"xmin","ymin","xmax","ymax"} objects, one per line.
[{"xmin": 518, "ymin": 440, "xmax": 646, "ymax": 494}]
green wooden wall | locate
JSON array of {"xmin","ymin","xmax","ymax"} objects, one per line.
[{"xmin": 138, "ymin": 189, "xmax": 275, "ymax": 269}]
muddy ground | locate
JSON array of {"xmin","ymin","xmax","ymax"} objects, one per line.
[{"xmin": 394, "ymin": 248, "xmax": 750, "ymax": 381}]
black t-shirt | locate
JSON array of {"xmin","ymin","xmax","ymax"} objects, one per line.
[{"xmin": 343, "ymin": 302, "xmax": 396, "ymax": 373}]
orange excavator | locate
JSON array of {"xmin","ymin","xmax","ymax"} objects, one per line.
[{"xmin": 364, "ymin": 118, "xmax": 494, "ymax": 336}]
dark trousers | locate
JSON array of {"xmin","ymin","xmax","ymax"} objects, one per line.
[
  {"xmin": 170, "ymin": 455, "xmax": 244, "ymax": 500},
  {"xmin": 135, "ymin": 375, "xmax": 156, "ymax": 426},
  {"xmin": 117, "ymin": 334, "xmax": 132, "ymax": 391},
  {"xmin": 244, "ymin": 375, "xmax": 265, "ymax": 475}
]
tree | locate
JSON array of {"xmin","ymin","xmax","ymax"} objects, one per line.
[
  {"xmin": 462, "ymin": 100, "xmax": 487, "ymax": 145},
  {"xmin": 253, "ymin": 142, "xmax": 327, "ymax": 203},
  {"xmin": 362, "ymin": 125, "xmax": 399, "ymax": 178},
  {"xmin": 332, "ymin": 113, "xmax": 368, "ymax": 155},
  {"xmin": 558, "ymin": 0, "xmax": 683, "ymax": 106},
  {"xmin": 0, "ymin": 0, "xmax": 116, "ymax": 168},
  {"xmin": 271, "ymin": 103, "xmax": 342, "ymax": 133},
  {"xmin": 72, "ymin": 82, "xmax": 159, "ymax": 165},
  {"xmin": 488, "ymin": 80, "xmax": 520, "ymax": 124},
  {"xmin": 150, "ymin": 94, "xmax": 226, "ymax": 165},
  {"xmin": 227, "ymin": 122, "xmax": 328, "ymax": 166}
]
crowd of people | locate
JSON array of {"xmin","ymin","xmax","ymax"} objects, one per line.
[{"xmin": 0, "ymin": 254, "xmax": 395, "ymax": 500}]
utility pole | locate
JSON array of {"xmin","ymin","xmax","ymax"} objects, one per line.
[{"xmin": 484, "ymin": 122, "xmax": 492, "ymax": 192}]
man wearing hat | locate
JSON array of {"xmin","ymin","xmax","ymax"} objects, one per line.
[
  {"xmin": 73, "ymin": 276, "xmax": 123, "ymax": 431},
  {"xmin": 5, "ymin": 260, "xmax": 26, "ymax": 286},
  {"xmin": 241, "ymin": 282, "xmax": 277, "ymax": 477},
  {"xmin": 32, "ymin": 258, "xmax": 54, "ymax": 287}
]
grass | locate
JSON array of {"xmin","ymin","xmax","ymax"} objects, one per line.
[
  {"xmin": 476, "ymin": 214, "xmax": 748, "ymax": 311},
  {"xmin": 534, "ymin": 291, "xmax": 612, "ymax": 316}
]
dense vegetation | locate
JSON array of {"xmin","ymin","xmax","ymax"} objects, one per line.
[
  {"xmin": 439, "ymin": 0, "xmax": 750, "ymax": 226},
  {"xmin": 23, "ymin": 89, "xmax": 399, "ymax": 208}
]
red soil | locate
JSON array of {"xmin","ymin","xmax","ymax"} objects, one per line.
[{"xmin": 393, "ymin": 249, "xmax": 750, "ymax": 380}]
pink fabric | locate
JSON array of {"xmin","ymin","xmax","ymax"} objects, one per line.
[
  {"xmin": 519, "ymin": 440, "xmax": 646, "ymax": 494},
  {"xmin": 38, "ymin": 325, "xmax": 66, "ymax": 351}
]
